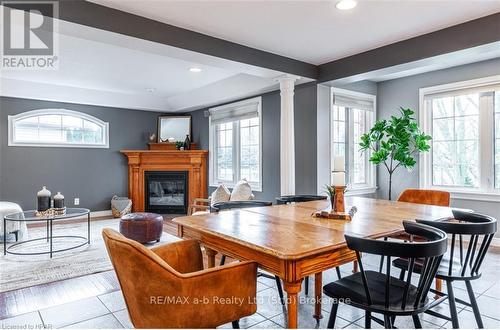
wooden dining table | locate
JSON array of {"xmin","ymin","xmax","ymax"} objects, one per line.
[{"xmin": 173, "ymin": 196, "xmax": 454, "ymax": 328}]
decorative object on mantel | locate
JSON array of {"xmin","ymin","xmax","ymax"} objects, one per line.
[
  {"xmin": 53, "ymin": 192, "xmax": 65, "ymax": 208},
  {"xmin": 148, "ymin": 142, "xmax": 197, "ymax": 150},
  {"xmin": 148, "ymin": 132, "xmax": 156, "ymax": 143},
  {"xmin": 111, "ymin": 195, "xmax": 132, "ymax": 218},
  {"xmin": 37, "ymin": 186, "xmax": 51, "ymax": 211},
  {"xmin": 157, "ymin": 115, "xmax": 192, "ymax": 143},
  {"xmin": 175, "ymin": 141, "xmax": 185, "ymax": 150},
  {"xmin": 183, "ymin": 134, "xmax": 191, "ymax": 150},
  {"xmin": 359, "ymin": 107, "xmax": 431, "ymax": 200}
]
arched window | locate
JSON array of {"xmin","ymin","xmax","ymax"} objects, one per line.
[{"xmin": 8, "ymin": 109, "xmax": 109, "ymax": 148}]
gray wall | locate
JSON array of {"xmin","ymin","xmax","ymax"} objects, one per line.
[
  {"xmin": 377, "ymin": 57, "xmax": 500, "ymax": 220},
  {"xmin": 294, "ymin": 83, "xmax": 318, "ymax": 194},
  {"xmin": 190, "ymin": 83, "xmax": 318, "ymax": 202},
  {"xmin": 0, "ymin": 97, "xmax": 162, "ymax": 211}
]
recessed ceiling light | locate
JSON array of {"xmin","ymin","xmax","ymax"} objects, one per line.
[
  {"xmin": 336, "ymin": 0, "xmax": 357, "ymax": 10},
  {"xmin": 145, "ymin": 88, "xmax": 156, "ymax": 93},
  {"xmin": 189, "ymin": 67, "xmax": 202, "ymax": 73}
]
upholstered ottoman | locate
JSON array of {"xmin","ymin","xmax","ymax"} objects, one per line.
[{"xmin": 119, "ymin": 212, "xmax": 163, "ymax": 243}]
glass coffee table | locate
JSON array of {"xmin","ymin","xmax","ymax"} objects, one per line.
[{"xmin": 3, "ymin": 208, "xmax": 91, "ymax": 258}]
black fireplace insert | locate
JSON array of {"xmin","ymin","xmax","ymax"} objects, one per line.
[{"xmin": 144, "ymin": 171, "xmax": 188, "ymax": 214}]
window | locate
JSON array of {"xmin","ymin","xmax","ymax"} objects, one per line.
[
  {"xmin": 209, "ymin": 97, "xmax": 262, "ymax": 191},
  {"xmin": 331, "ymin": 88, "xmax": 376, "ymax": 193},
  {"xmin": 8, "ymin": 109, "xmax": 109, "ymax": 148},
  {"xmin": 496, "ymin": 92, "xmax": 500, "ymax": 189},
  {"xmin": 420, "ymin": 76, "xmax": 500, "ymax": 200}
]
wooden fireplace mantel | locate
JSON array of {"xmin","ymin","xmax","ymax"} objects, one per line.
[{"xmin": 120, "ymin": 150, "xmax": 208, "ymax": 213}]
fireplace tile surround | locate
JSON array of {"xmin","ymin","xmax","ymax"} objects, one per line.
[{"xmin": 121, "ymin": 150, "xmax": 208, "ymax": 213}]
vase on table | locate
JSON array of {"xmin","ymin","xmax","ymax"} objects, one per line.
[{"xmin": 37, "ymin": 186, "xmax": 51, "ymax": 211}]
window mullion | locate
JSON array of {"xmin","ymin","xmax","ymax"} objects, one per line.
[
  {"xmin": 213, "ymin": 125, "xmax": 219, "ymax": 183},
  {"xmin": 366, "ymin": 110, "xmax": 374, "ymax": 187},
  {"xmin": 347, "ymin": 108, "xmax": 355, "ymax": 186},
  {"xmin": 479, "ymin": 92, "xmax": 495, "ymax": 192},
  {"xmin": 233, "ymin": 121, "xmax": 240, "ymax": 185}
]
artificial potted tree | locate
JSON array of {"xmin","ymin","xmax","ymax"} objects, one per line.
[{"xmin": 359, "ymin": 107, "xmax": 432, "ymax": 200}]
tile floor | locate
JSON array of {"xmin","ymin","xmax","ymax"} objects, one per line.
[{"xmin": 1, "ymin": 253, "xmax": 499, "ymax": 329}]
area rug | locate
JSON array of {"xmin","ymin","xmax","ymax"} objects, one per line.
[{"xmin": 0, "ymin": 218, "xmax": 180, "ymax": 293}]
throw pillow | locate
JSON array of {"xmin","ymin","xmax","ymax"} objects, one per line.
[
  {"xmin": 230, "ymin": 179, "xmax": 253, "ymax": 201},
  {"xmin": 210, "ymin": 184, "xmax": 231, "ymax": 206}
]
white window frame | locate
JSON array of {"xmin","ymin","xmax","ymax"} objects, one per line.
[
  {"xmin": 419, "ymin": 75, "xmax": 500, "ymax": 202},
  {"xmin": 208, "ymin": 97, "xmax": 263, "ymax": 191},
  {"xmin": 8, "ymin": 109, "xmax": 109, "ymax": 148},
  {"xmin": 331, "ymin": 88, "xmax": 377, "ymax": 195}
]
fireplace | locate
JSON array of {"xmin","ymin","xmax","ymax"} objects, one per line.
[
  {"xmin": 145, "ymin": 171, "xmax": 188, "ymax": 214},
  {"xmin": 121, "ymin": 149, "xmax": 208, "ymax": 213}
]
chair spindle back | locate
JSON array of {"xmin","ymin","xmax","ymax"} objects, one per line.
[
  {"xmin": 417, "ymin": 210, "xmax": 497, "ymax": 279},
  {"xmin": 345, "ymin": 221, "xmax": 447, "ymax": 310}
]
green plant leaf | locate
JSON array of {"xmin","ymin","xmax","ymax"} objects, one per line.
[{"xmin": 364, "ymin": 106, "xmax": 431, "ymax": 196}]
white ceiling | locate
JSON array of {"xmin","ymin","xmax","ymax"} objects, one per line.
[
  {"xmin": 2, "ymin": 1, "xmax": 499, "ymax": 112},
  {"xmin": 0, "ymin": 18, "xmax": 301, "ymax": 112},
  {"xmin": 89, "ymin": 0, "xmax": 500, "ymax": 65}
]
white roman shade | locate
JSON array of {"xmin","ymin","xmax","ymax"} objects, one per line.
[
  {"xmin": 333, "ymin": 91, "xmax": 375, "ymax": 111},
  {"xmin": 423, "ymin": 83, "xmax": 500, "ymax": 100},
  {"xmin": 209, "ymin": 97, "xmax": 261, "ymax": 125}
]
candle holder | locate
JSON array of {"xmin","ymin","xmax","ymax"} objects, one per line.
[
  {"xmin": 314, "ymin": 170, "xmax": 355, "ymax": 220},
  {"xmin": 330, "ymin": 168, "xmax": 347, "ymax": 211},
  {"xmin": 333, "ymin": 185, "xmax": 346, "ymax": 213}
]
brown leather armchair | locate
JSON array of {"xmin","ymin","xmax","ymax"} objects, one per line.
[{"xmin": 102, "ymin": 229, "xmax": 258, "ymax": 328}]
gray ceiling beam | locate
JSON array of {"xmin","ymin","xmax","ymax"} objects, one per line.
[{"xmin": 317, "ymin": 12, "xmax": 500, "ymax": 83}]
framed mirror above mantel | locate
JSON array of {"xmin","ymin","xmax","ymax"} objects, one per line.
[{"xmin": 157, "ymin": 115, "xmax": 192, "ymax": 143}]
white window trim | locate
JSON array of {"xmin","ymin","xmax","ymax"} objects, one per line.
[
  {"xmin": 208, "ymin": 97, "xmax": 263, "ymax": 192},
  {"xmin": 419, "ymin": 75, "xmax": 500, "ymax": 202},
  {"xmin": 331, "ymin": 88, "xmax": 377, "ymax": 195},
  {"xmin": 8, "ymin": 109, "xmax": 109, "ymax": 148}
]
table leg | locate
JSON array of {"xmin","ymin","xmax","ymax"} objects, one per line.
[
  {"xmin": 283, "ymin": 280, "xmax": 302, "ymax": 329},
  {"xmin": 313, "ymin": 272, "xmax": 323, "ymax": 321},
  {"xmin": 205, "ymin": 246, "xmax": 217, "ymax": 268},
  {"xmin": 49, "ymin": 219, "xmax": 53, "ymax": 258},
  {"xmin": 435, "ymin": 278, "xmax": 443, "ymax": 299},
  {"xmin": 3, "ymin": 217, "xmax": 6, "ymax": 255},
  {"xmin": 87, "ymin": 213, "xmax": 91, "ymax": 244}
]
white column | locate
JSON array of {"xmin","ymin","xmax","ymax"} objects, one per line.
[{"xmin": 278, "ymin": 75, "xmax": 299, "ymax": 196}]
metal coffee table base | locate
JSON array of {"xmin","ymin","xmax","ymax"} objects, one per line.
[{"xmin": 3, "ymin": 212, "xmax": 90, "ymax": 258}]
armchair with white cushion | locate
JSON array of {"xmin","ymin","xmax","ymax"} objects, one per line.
[{"xmin": 188, "ymin": 179, "xmax": 256, "ymax": 215}]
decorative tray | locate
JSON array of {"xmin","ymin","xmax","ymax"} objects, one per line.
[{"xmin": 312, "ymin": 206, "xmax": 357, "ymax": 221}]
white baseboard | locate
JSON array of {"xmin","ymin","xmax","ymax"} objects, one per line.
[
  {"xmin": 91, "ymin": 210, "xmax": 112, "ymax": 218},
  {"xmin": 68, "ymin": 209, "xmax": 113, "ymax": 221}
]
